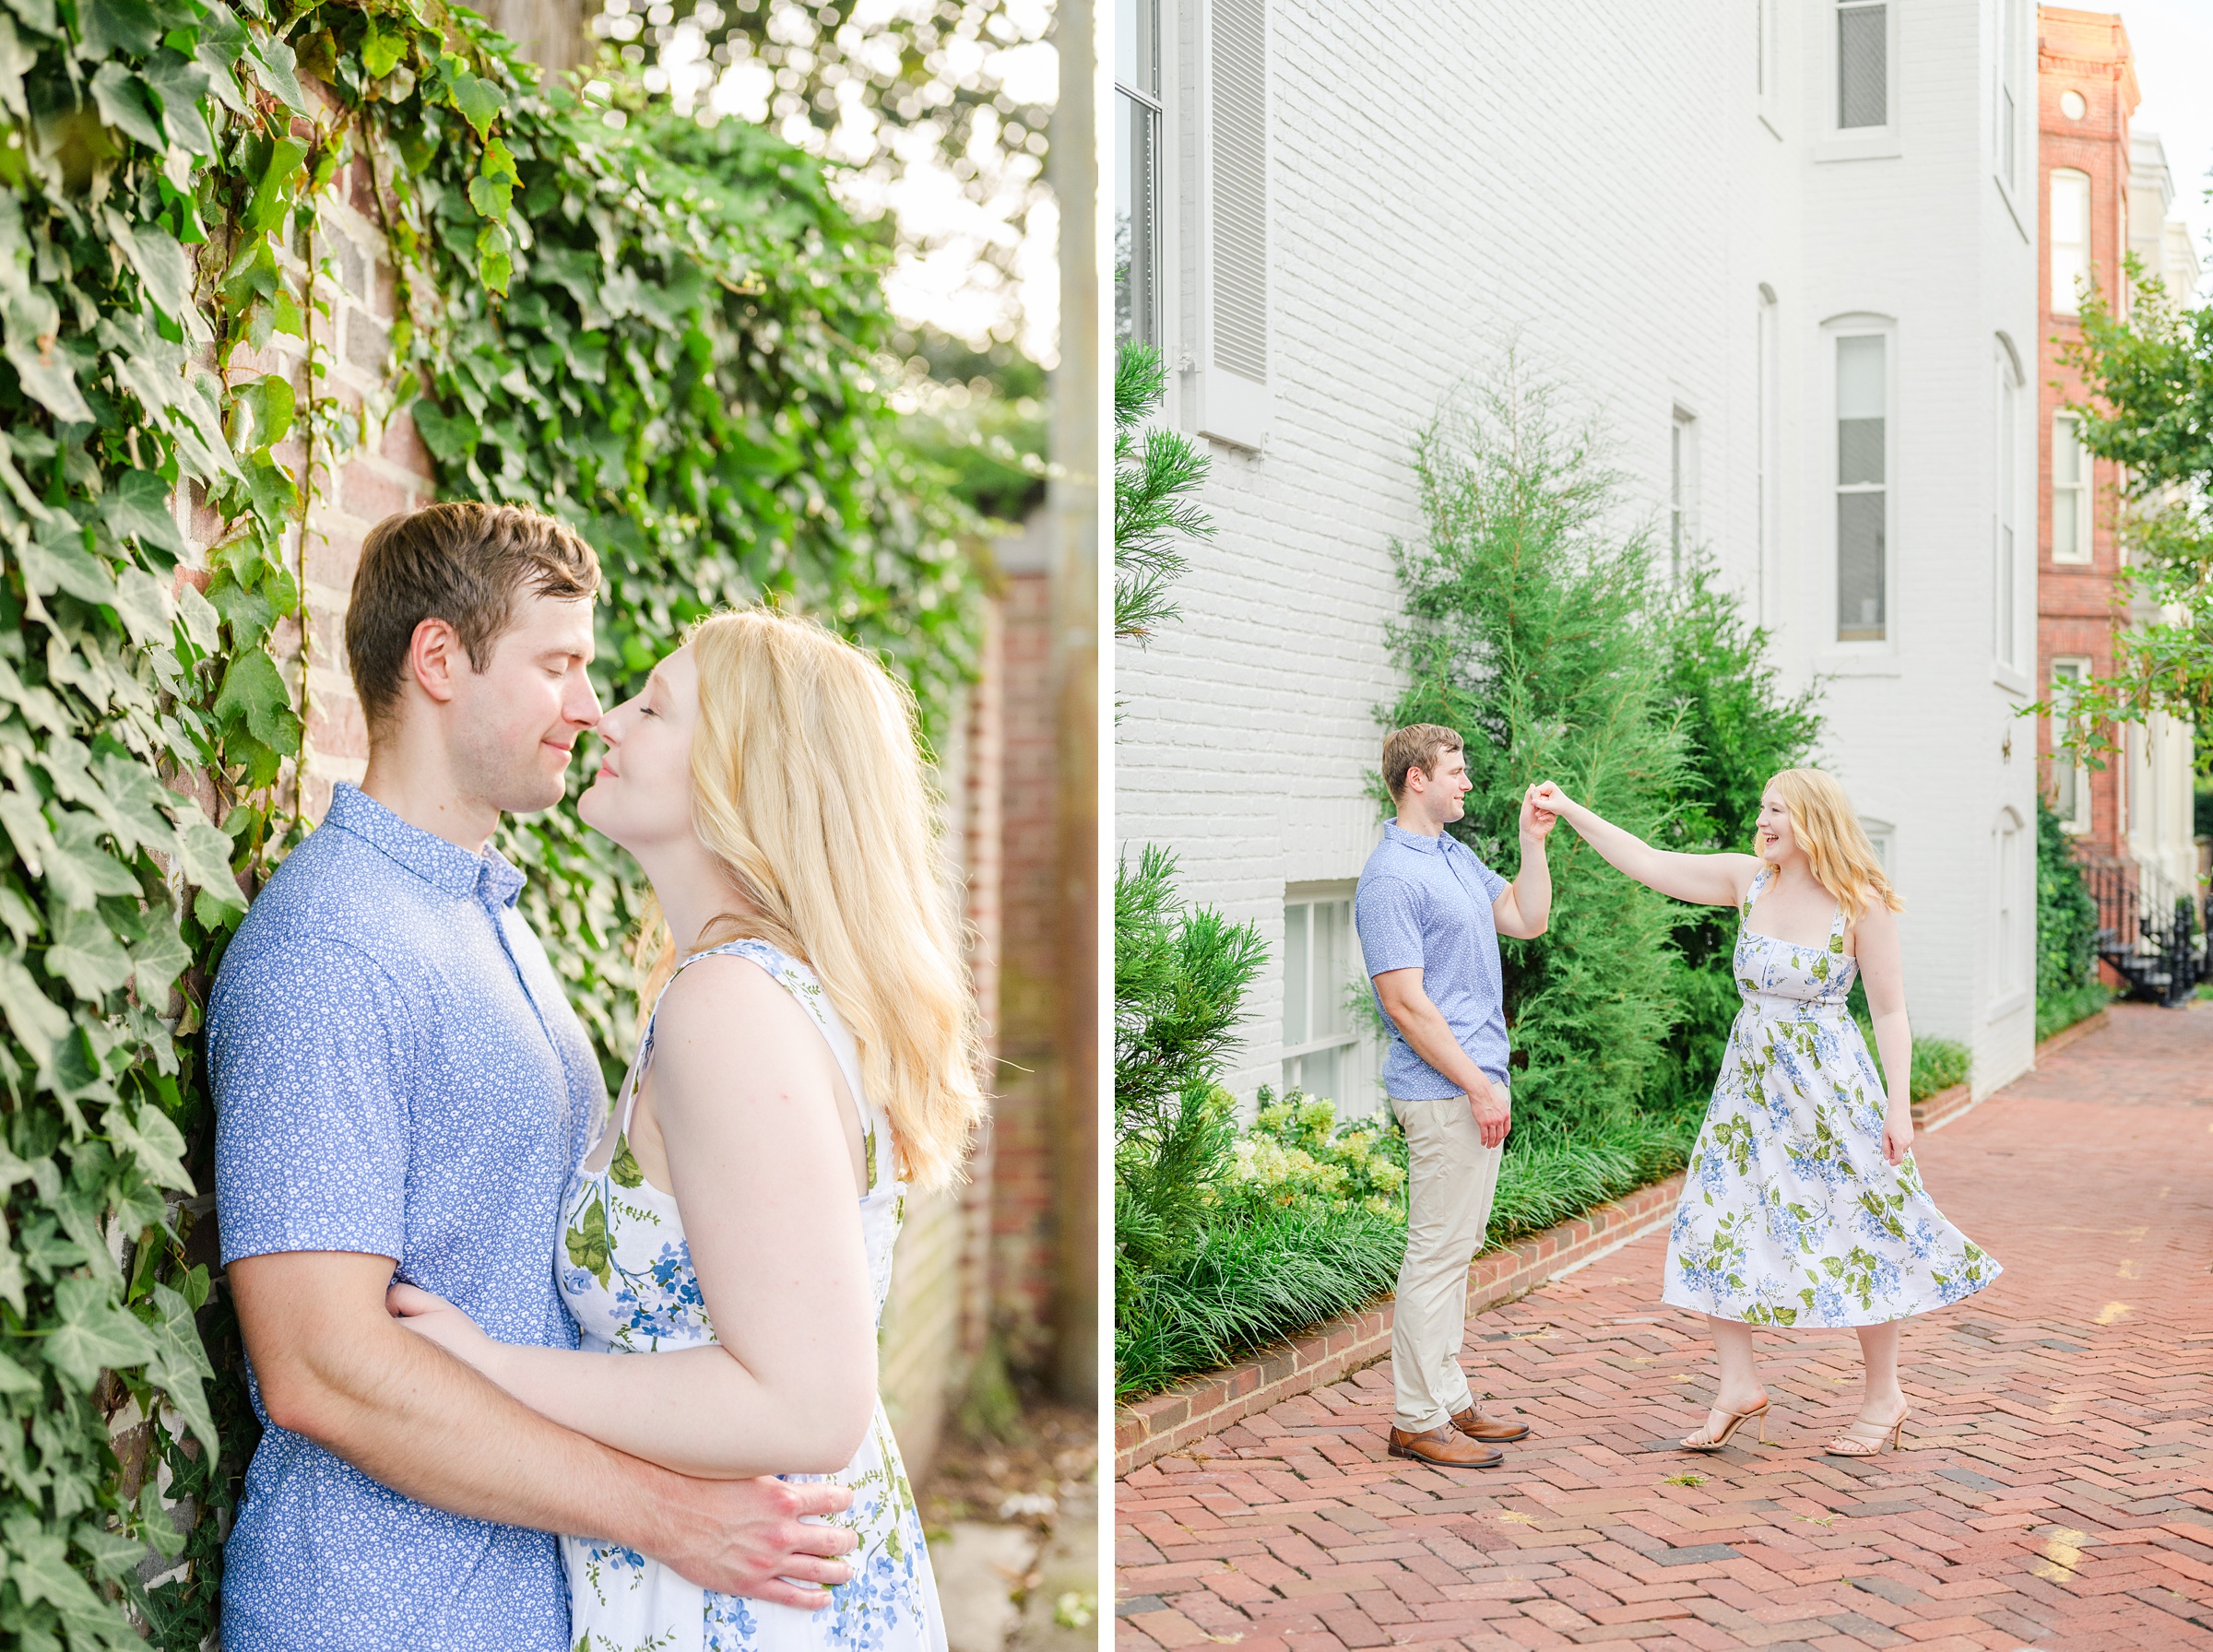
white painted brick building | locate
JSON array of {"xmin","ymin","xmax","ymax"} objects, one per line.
[{"xmin": 1115, "ymin": 0, "xmax": 2044, "ymax": 1112}]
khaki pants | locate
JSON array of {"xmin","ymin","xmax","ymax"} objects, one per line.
[{"xmin": 1387, "ymin": 1090, "xmax": 1507, "ymax": 1434}]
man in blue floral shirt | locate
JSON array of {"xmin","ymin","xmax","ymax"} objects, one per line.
[
  {"xmin": 210, "ymin": 504, "xmax": 855, "ymax": 1650},
  {"xmin": 1355, "ymin": 724, "xmax": 1555, "ymax": 1469}
]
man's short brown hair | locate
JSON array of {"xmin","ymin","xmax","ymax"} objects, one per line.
[
  {"xmin": 1383, "ymin": 723, "xmax": 1465, "ymax": 801},
  {"xmin": 346, "ymin": 502, "xmax": 600, "ymax": 729}
]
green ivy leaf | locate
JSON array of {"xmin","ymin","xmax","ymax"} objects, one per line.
[
  {"xmin": 43, "ymin": 910, "xmax": 133, "ymax": 1003},
  {"xmin": 0, "ymin": 1350, "xmax": 34, "ymax": 1398},
  {"xmin": 445, "ymin": 68, "xmax": 506, "ymax": 138},
  {"xmin": 243, "ymin": 136, "xmax": 310, "ymax": 233},
  {"xmin": 136, "ymin": 1481, "xmax": 184, "ymax": 1561},
  {"xmin": 2, "ymin": 1510, "xmax": 113, "ymax": 1634},
  {"xmin": 99, "ymin": 467, "xmax": 187, "ymax": 561},
  {"xmin": 139, "ymin": 48, "xmax": 214, "ymax": 156},
  {"xmin": 127, "ymin": 913, "xmax": 188, "ymax": 1009},
  {"xmin": 77, "ymin": 0, "xmax": 161, "ymax": 59},
  {"xmin": 139, "ymin": 1282, "xmax": 218, "ymax": 1454},
  {"xmin": 361, "ymin": 15, "xmax": 405, "ymax": 78},
  {"xmin": 45, "ymin": 816, "xmax": 138, "ymax": 909},
  {"xmin": 231, "ymin": 372, "xmax": 296, "ymax": 452},
  {"xmin": 110, "ymin": 1103, "xmax": 190, "ymax": 1196},
  {"xmin": 466, "ymin": 170, "xmax": 514, "ymax": 221},
  {"xmin": 101, "ymin": 210, "xmax": 199, "ymax": 336},
  {"xmin": 18, "ymin": 530, "xmax": 115, "ymax": 608},
  {"xmin": 89, "ymin": 63, "xmax": 164, "ymax": 151},
  {"xmin": 477, "ymin": 220, "xmax": 514, "ymax": 296},
  {"xmin": 0, "ymin": 956, "xmax": 69, "ymax": 1058},
  {"xmin": 173, "ymin": 820, "xmax": 245, "ymax": 914},
  {"xmin": 247, "ymin": 33, "xmax": 308, "ymax": 115},
  {"xmin": 412, "ymin": 401, "xmax": 481, "ymax": 461},
  {"xmin": 44, "ymin": 1278, "xmax": 155, "ymax": 1394}
]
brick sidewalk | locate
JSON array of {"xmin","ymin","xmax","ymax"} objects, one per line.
[{"xmin": 1116, "ymin": 1003, "xmax": 2213, "ymax": 1652}]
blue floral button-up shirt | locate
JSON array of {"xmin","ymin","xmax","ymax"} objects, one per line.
[
  {"xmin": 210, "ymin": 784, "xmax": 602, "ymax": 1651},
  {"xmin": 1355, "ymin": 821, "xmax": 1510, "ymax": 1099}
]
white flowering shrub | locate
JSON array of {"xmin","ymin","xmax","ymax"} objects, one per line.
[{"xmin": 1218, "ymin": 1090, "xmax": 1408, "ymax": 1217}]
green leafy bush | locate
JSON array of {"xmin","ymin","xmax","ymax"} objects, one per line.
[
  {"xmin": 1383, "ymin": 376, "xmax": 1692, "ymax": 1138},
  {"xmin": 1222, "ymin": 1090, "xmax": 1407, "ymax": 1215},
  {"xmin": 2035, "ymin": 795, "xmax": 2111, "ymax": 1040},
  {"xmin": 0, "ymin": 5, "xmax": 983, "ymax": 1640},
  {"xmin": 1649, "ymin": 559, "xmax": 1821, "ymax": 1115},
  {"xmin": 1112, "ymin": 847, "xmax": 1263, "ymax": 1302}
]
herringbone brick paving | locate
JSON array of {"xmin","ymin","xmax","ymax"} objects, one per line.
[{"xmin": 1116, "ymin": 1003, "xmax": 2213, "ymax": 1652}]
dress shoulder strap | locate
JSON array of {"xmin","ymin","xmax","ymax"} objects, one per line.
[
  {"xmin": 637, "ymin": 938, "xmax": 886, "ymax": 1191},
  {"xmin": 1741, "ymin": 863, "xmax": 1770, "ymax": 922}
]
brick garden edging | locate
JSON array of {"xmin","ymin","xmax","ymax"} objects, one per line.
[
  {"xmin": 1113, "ymin": 1009, "xmax": 2119, "ymax": 1477},
  {"xmin": 1113, "ymin": 1173, "xmax": 1686, "ymax": 1476}
]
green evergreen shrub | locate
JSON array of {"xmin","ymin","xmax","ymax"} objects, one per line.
[
  {"xmin": 1383, "ymin": 375, "xmax": 1692, "ymax": 1139},
  {"xmin": 1112, "ymin": 847, "xmax": 1264, "ymax": 1304},
  {"xmin": 1114, "ymin": 343, "xmax": 1212, "ymax": 644},
  {"xmin": 1649, "ymin": 559, "xmax": 1822, "ymax": 1115},
  {"xmin": 2035, "ymin": 795, "xmax": 2112, "ymax": 1039}
]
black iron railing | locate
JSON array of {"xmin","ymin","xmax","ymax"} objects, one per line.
[{"xmin": 2080, "ymin": 856, "xmax": 2208, "ymax": 1008}]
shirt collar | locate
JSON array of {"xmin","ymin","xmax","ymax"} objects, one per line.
[
  {"xmin": 1383, "ymin": 820, "xmax": 1451, "ymax": 855},
  {"xmin": 325, "ymin": 783, "xmax": 526, "ymax": 909}
]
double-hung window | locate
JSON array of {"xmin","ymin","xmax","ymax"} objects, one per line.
[
  {"xmin": 1835, "ymin": 334, "xmax": 1888, "ymax": 643},
  {"xmin": 1994, "ymin": 0, "xmax": 2018, "ymax": 191},
  {"xmin": 1281, "ymin": 891, "xmax": 1370, "ymax": 1109},
  {"xmin": 1114, "ymin": 0, "xmax": 1162, "ymax": 347},
  {"xmin": 2052, "ymin": 412, "xmax": 2091, "ymax": 564},
  {"xmin": 2050, "ymin": 168, "xmax": 2090, "ymax": 315},
  {"xmin": 1837, "ymin": 0, "xmax": 1887, "ymax": 128}
]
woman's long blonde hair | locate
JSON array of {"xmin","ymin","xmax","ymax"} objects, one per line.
[
  {"xmin": 1765, "ymin": 768, "xmax": 1904, "ymax": 918},
  {"xmin": 637, "ymin": 607, "xmax": 985, "ymax": 1189}
]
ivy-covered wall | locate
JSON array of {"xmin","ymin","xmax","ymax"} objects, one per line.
[{"xmin": 0, "ymin": 3, "xmax": 986, "ymax": 1643}]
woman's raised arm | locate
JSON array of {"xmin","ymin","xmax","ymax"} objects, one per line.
[{"xmin": 1530, "ymin": 782, "xmax": 1758, "ymax": 910}]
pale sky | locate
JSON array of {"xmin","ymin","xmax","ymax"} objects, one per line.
[{"xmin": 2109, "ymin": 0, "xmax": 2213, "ymax": 282}]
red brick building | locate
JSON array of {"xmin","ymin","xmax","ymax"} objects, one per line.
[{"xmin": 2034, "ymin": 7, "xmax": 2136, "ymax": 861}]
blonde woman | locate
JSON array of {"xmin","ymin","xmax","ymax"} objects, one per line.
[
  {"xmin": 388, "ymin": 608, "xmax": 980, "ymax": 1651},
  {"xmin": 1529, "ymin": 772, "xmax": 1997, "ymax": 1457}
]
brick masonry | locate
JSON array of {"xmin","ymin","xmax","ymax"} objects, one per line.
[
  {"xmin": 1115, "ymin": 999, "xmax": 2213, "ymax": 1652},
  {"xmin": 1118, "ymin": 1008, "xmax": 2118, "ymax": 1481}
]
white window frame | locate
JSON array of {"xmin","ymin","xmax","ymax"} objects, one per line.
[
  {"xmin": 2050, "ymin": 167, "xmax": 2092, "ymax": 316},
  {"xmin": 1756, "ymin": 0, "xmax": 1784, "ymax": 138},
  {"xmin": 1992, "ymin": 0, "xmax": 2021, "ymax": 203},
  {"xmin": 2049, "ymin": 656, "xmax": 2092, "ymax": 834},
  {"xmin": 1280, "ymin": 881, "xmax": 1379, "ymax": 1115},
  {"xmin": 1860, "ymin": 817, "xmax": 1896, "ymax": 876},
  {"xmin": 2050, "ymin": 410, "xmax": 2092, "ymax": 565},
  {"xmin": 1817, "ymin": 0, "xmax": 1900, "ymax": 162},
  {"xmin": 1670, "ymin": 406, "xmax": 1698, "ymax": 582},
  {"xmin": 1824, "ymin": 317, "xmax": 1897, "ymax": 658},
  {"xmin": 1993, "ymin": 336, "xmax": 2027, "ymax": 688},
  {"xmin": 1114, "ymin": 0, "xmax": 1165, "ymax": 350}
]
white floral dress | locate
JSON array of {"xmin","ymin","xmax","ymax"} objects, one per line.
[
  {"xmin": 556, "ymin": 939, "xmax": 944, "ymax": 1652},
  {"xmin": 1662, "ymin": 867, "xmax": 2000, "ymax": 1328}
]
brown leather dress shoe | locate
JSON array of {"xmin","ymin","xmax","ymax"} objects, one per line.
[
  {"xmin": 1387, "ymin": 1424, "xmax": 1504, "ymax": 1469},
  {"xmin": 1451, "ymin": 1406, "xmax": 1531, "ymax": 1444}
]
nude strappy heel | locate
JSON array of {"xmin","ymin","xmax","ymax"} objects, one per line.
[
  {"xmin": 1679, "ymin": 1398, "xmax": 1771, "ymax": 1452},
  {"xmin": 1824, "ymin": 1408, "xmax": 1909, "ymax": 1457}
]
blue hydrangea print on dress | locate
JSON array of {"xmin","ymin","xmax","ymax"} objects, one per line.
[
  {"xmin": 1661, "ymin": 866, "xmax": 2000, "ymax": 1328},
  {"xmin": 559, "ymin": 938, "xmax": 945, "ymax": 1652}
]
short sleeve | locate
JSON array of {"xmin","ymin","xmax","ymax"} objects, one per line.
[
  {"xmin": 210, "ymin": 941, "xmax": 415, "ymax": 1266},
  {"xmin": 1473, "ymin": 856, "xmax": 1508, "ymax": 903},
  {"xmin": 1354, "ymin": 874, "xmax": 1427, "ymax": 977}
]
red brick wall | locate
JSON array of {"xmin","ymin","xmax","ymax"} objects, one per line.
[
  {"xmin": 2035, "ymin": 8, "xmax": 2138, "ymax": 862},
  {"xmin": 990, "ymin": 565, "xmax": 1061, "ymax": 1370}
]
